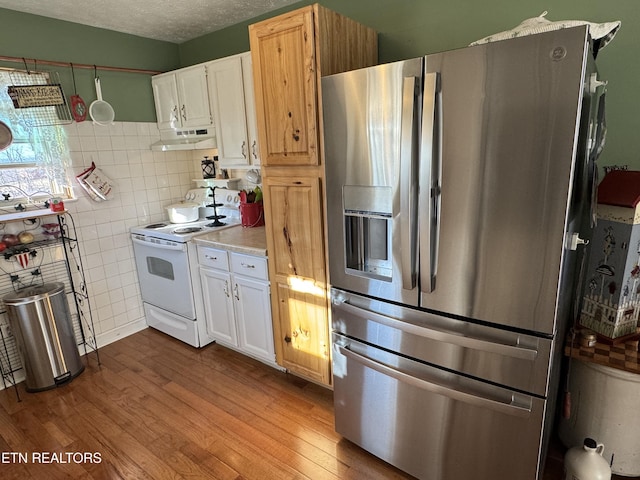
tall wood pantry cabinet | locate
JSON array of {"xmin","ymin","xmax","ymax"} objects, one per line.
[{"xmin": 249, "ymin": 4, "xmax": 377, "ymax": 385}]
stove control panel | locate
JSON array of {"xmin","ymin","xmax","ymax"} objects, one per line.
[{"xmin": 185, "ymin": 188, "xmax": 241, "ymax": 208}]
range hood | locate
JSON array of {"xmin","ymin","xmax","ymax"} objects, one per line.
[{"xmin": 151, "ymin": 127, "xmax": 217, "ymax": 151}]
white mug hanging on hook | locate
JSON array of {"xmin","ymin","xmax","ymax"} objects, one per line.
[{"xmin": 89, "ymin": 67, "xmax": 115, "ymax": 126}]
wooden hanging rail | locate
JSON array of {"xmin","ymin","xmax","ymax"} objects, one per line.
[{"xmin": 0, "ymin": 55, "xmax": 163, "ymax": 75}]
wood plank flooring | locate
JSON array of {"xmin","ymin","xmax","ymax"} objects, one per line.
[
  {"xmin": 0, "ymin": 327, "xmax": 630, "ymax": 480},
  {"xmin": 0, "ymin": 328, "xmax": 412, "ymax": 479}
]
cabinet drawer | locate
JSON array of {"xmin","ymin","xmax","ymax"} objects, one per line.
[
  {"xmin": 198, "ymin": 246, "xmax": 229, "ymax": 271},
  {"xmin": 230, "ymin": 252, "xmax": 268, "ymax": 280}
]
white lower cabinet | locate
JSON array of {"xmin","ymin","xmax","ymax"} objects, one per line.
[
  {"xmin": 199, "ymin": 267, "xmax": 237, "ymax": 346},
  {"xmin": 198, "ymin": 246, "xmax": 277, "ymax": 367}
]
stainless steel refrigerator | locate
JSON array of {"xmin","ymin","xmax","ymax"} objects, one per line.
[{"xmin": 322, "ymin": 26, "xmax": 607, "ymax": 480}]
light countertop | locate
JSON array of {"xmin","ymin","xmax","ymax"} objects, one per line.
[{"xmin": 194, "ymin": 225, "xmax": 267, "ymax": 257}]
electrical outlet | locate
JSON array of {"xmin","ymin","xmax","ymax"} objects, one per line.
[{"xmin": 0, "ymin": 324, "xmax": 11, "ymax": 338}]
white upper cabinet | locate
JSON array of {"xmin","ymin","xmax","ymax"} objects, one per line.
[
  {"xmin": 151, "ymin": 74, "xmax": 180, "ymax": 130},
  {"xmin": 207, "ymin": 52, "xmax": 260, "ymax": 166},
  {"xmin": 241, "ymin": 53, "xmax": 260, "ymax": 166},
  {"xmin": 152, "ymin": 64, "xmax": 212, "ymax": 130}
]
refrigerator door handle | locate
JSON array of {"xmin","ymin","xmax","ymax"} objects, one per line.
[
  {"xmin": 400, "ymin": 76, "xmax": 418, "ymax": 291},
  {"xmin": 336, "ymin": 299, "xmax": 538, "ymax": 361},
  {"xmin": 419, "ymin": 72, "xmax": 441, "ymax": 293},
  {"xmin": 337, "ymin": 344, "xmax": 533, "ymax": 418}
]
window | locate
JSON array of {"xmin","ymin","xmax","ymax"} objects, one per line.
[{"xmin": 0, "ymin": 70, "xmax": 71, "ymax": 199}]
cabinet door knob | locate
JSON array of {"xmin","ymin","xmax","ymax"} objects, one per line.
[
  {"xmin": 181, "ymin": 104, "xmax": 187, "ymax": 121},
  {"xmin": 284, "ymin": 335, "xmax": 292, "ymax": 343},
  {"xmin": 241, "ymin": 141, "xmax": 247, "ymax": 158},
  {"xmin": 251, "ymin": 140, "xmax": 258, "ymax": 159}
]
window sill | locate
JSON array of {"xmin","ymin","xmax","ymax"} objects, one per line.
[{"xmin": 0, "ymin": 208, "xmax": 67, "ymax": 223}]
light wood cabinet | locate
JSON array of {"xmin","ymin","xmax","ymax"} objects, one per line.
[
  {"xmin": 152, "ymin": 64, "xmax": 212, "ymax": 130},
  {"xmin": 207, "ymin": 52, "xmax": 260, "ymax": 166},
  {"xmin": 274, "ymin": 282, "xmax": 330, "ymax": 381},
  {"xmin": 250, "ymin": 10, "xmax": 318, "ymax": 167},
  {"xmin": 249, "ymin": 4, "xmax": 377, "ymax": 385},
  {"xmin": 262, "ymin": 176, "xmax": 325, "ymax": 281}
]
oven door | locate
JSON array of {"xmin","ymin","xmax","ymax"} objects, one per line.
[{"xmin": 131, "ymin": 234, "xmax": 195, "ymax": 319}]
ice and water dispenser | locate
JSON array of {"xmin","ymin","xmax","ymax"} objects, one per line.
[{"xmin": 343, "ymin": 185, "xmax": 393, "ymax": 280}]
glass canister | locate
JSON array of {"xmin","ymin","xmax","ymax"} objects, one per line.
[{"xmin": 201, "ymin": 156, "xmax": 215, "ymax": 179}]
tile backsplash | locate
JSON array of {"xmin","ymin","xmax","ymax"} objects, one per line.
[{"xmin": 64, "ymin": 121, "xmax": 204, "ymax": 346}]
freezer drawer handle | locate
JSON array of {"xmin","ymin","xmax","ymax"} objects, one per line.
[
  {"xmin": 338, "ymin": 344, "xmax": 532, "ymax": 418},
  {"xmin": 337, "ymin": 300, "xmax": 538, "ymax": 361}
]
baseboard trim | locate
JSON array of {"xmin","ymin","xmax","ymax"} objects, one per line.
[{"xmin": 95, "ymin": 319, "xmax": 148, "ymax": 348}]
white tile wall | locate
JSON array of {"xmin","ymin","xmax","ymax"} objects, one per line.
[{"xmin": 63, "ymin": 121, "xmax": 206, "ymax": 346}]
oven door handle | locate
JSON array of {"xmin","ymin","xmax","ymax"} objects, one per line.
[
  {"xmin": 337, "ymin": 344, "xmax": 532, "ymax": 418},
  {"xmin": 336, "ymin": 300, "xmax": 538, "ymax": 361},
  {"xmin": 131, "ymin": 236, "xmax": 186, "ymax": 251}
]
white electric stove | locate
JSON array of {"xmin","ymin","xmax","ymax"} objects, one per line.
[
  {"xmin": 131, "ymin": 187, "xmax": 243, "ymax": 347},
  {"xmin": 131, "ymin": 188, "xmax": 242, "ymax": 242}
]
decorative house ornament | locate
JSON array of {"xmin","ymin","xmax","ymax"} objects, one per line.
[{"xmin": 580, "ymin": 170, "xmax": 640, "ymax": 339}]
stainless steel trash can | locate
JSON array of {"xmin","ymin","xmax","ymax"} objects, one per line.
[{"xmin": 3, "ymin": 282, "xmax": 84, "ymax": 392}]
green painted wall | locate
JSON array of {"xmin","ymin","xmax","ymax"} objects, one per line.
[
  {"xmin": 180, "ymin": 0, "xmax": 639, "ymax": 170},
  {"xmin": 0, "ymin": 8, "xmax": 179, "ymax": 122},
  {"xmin": 0, "ymin": 2, "xmax": 638, "ymax": 169}
]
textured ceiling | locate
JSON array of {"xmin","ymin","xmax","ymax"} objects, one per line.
[{"xmin": 0, "ymin": 0, "xmax": 299, "ymax": 43}]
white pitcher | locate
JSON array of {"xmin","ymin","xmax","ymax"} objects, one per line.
[{"xmin": 564, "ymin": 438, "xmax": 612, "ymax": 480}]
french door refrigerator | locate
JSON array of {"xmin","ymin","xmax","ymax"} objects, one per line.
[{"xmin": 322, "ymin": 26, "xmax": 607, "ymax": 480}]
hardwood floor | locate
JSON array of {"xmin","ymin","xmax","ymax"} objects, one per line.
[
  {"xmin": 0, "ymin": 327, "xmax": 633, "ymax": 480},
  {"xmin": 0, "ymin": 328, "xmax": 412, "ymax": 479}
]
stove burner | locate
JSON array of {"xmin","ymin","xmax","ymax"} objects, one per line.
[
  {"xmin": 145, "ymin": 223, "xmax": 168, "ymax": 229},
  {"xmin": 173, "ymin": 227, "xmax": 203, "ymax": 234}
]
